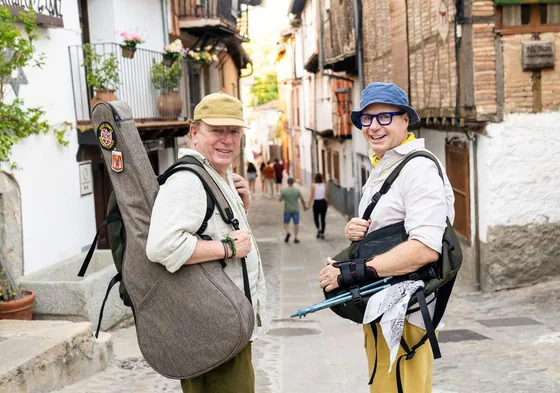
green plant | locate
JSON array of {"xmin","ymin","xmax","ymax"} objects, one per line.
[
  {"xmin": 151, "ymin": 60, "xmax": 182, "ymax": 94},
  {"xmin": 83, "ymin": 44, "xmax": 120, "ymax": 90},
  {"xmin": 249, "ymin": 72, "xmax": 279, "ymax": 106},
  {"xmin": 0, "ymin": 266, "xmax": 21, "ymax": 302},
  {"xmin": 0, "ymin": 6, "xmax": 68, "ymax": 169}
]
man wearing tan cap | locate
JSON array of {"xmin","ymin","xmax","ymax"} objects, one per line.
[{"xmin": 147, "ymin": 92, "xmax": 268, "ymax": 393}]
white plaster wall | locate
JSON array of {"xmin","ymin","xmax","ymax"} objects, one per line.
[
  {"xmin": 89, "ymin": 0, "xmax": 165, "ymax": 51},
  {"xmin": 1, "ymin": 2, "xmax": 96, "ymax": 274},
  {"xmin": 299, "ymin": 129, "xmax": 313, "ymax": 187},
  {"xmin": 88, "ymin": 0, "xmax": 116, "ymax": 43},
  {"xmin": 301, "ymin": 0, "xmax": 316, "ymax": 65},
  {"xmin": 419, "ymin": 129, "xmax": 448, "ymax": 169},
  {"xmin": 294, "ymin": 31, "xmax": 304, "ymax": 79},
  {"xmin": 478, "ymin": 112, "xmax": 560, "ymax": 242},
  {"xmin": 316, "ymin": 74, "xmax": 333, "ymax": 132}
]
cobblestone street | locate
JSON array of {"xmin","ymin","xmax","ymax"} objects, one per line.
[{"xmin": 52, "ymin": 186, "xmax": 560, "ymax": 393}]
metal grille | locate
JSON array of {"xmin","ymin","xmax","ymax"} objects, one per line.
[
  {"xmin": 68, "ymin": 43, "xmax": 191, "ymax": 122},
  {"xmin": 445, "ymin": 141, "xmax": 470, "ymax": 241}
]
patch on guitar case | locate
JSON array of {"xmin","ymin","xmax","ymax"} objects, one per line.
[
  {"xmin": 111, "ymin": 150, "xmax": 124, "ymax": 172},
  {"xmin": 97, "ymin": 122, "xmax": 117, "ymax": 150}
]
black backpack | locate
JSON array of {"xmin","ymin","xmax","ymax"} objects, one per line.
[
  {"xmin": 325, "ymin": 151, "xmax": 462, "ymax": 391},
  {"xmin": 77, "ymin": 155, "xmax": 250, "ymax": 337}
]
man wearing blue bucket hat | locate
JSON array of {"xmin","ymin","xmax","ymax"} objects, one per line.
[{"xmin": 318, "ymin": 83, "xmax": 456, "ymax": 393}]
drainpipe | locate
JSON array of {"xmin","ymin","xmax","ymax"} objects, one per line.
[
  {"xmin": 161, "ymin": 0, "xmax": 169, "ymax": 44},
  {"xmin": 352, "ymin": 0, "xmax": 364, "ymax": 216},
  {"xmin": 473, "ymin": 133, "xmax": 481, "ymax": 291}
]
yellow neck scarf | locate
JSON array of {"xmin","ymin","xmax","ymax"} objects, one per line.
[{"xmin": 370, "ymin": 132, "xmax": 416, "ymax": 168}]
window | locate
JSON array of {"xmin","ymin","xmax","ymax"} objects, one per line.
[
  {"xmin": 445, "ymin": 141, "xmax": 470, "ymax": 241},
  {"xmin": 497, "ymin": 2, "xmax": 560, "ymax": 34},
  {"xmin": 332, "ymin": 152, "xmax": 340, "ymax": 184}
]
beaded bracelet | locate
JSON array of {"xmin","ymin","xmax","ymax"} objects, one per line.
[{"xmin": 221, "ymin": 235, "xmax": 237, "ymax": 259}]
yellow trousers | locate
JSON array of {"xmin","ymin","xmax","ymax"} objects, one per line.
[
  {"xmin": 364, "ymin": 321, "xmax": 434, "ymax": 393},
  {"xmin": 180, "ymin": 343, "xmax": 254, "ymax": 393}
]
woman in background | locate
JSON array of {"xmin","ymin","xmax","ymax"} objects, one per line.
[
  {"xmin": 247, "ymin": 162, "xmax": 257, "ymax": 194},
  {"xmin": 308, "ymin": 173, "xmax": 328, "ymax": 239}
]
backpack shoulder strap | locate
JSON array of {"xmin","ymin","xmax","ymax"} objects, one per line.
[
  {"xmin": 158, "ymin": 156, "xmax": 235, "ymax": 226},
  {"xmin": 361, "ymin": 151, "xmax": 444, "ymax": 220},
  {"xmin": 158, "ymin": 156, "xmax": 252, "ymax": 304}
]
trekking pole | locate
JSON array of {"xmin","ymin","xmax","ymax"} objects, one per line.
[
  {"xmin": 290, "ymin": 282, "xmax": 392, "ymax": 319},
  {"xmin": 321, "ymin": 276, "xmax": 394, "ymax": 304}
]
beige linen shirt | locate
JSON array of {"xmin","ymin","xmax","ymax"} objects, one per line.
[
  {"xmin": 358, "ymin": 138, "xmax": 455, "ymax": 329},
  {"xmin": 146, "ymin": 149, "xmax": 269, "ymax": 340}
]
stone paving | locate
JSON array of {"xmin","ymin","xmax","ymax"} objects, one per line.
[{"xmin": 52, "ymin": 184, "xmax": 560, "ymax": 393}]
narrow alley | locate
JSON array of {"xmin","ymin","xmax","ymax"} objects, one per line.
[{"xmin": 49, "ymin": 181, "xmax": 560, "ymax": 393}]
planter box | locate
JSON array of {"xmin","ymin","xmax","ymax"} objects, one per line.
[{"xmin": 19, "ymin": 250, "xmax": 132, "ymax": 331}]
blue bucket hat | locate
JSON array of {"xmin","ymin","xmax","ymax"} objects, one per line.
[{"xmin": 350, "ymin": 82, "xmax": 420, "ymax": 129}]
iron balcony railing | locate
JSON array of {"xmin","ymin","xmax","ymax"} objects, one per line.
[
  {"xmin": 68, "ymin": 43, "xmax": 191, "ymax": 122},
  {"xmin": 177, "ymin": 0, "xmax": 249, "ymax": 39}
]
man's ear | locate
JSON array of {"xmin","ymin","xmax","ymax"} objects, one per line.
[{"xmin": 402, "ymin": 113, "xmax": 409, "ymax": 127}]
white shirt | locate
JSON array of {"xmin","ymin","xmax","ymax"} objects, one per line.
[
  {"xmin": 146, "ymin": 149, "xmax": 269, "ymax": 340},
  {"xmin": 313, "ymin": 183, "xmax": 326, "ymax": 200},
  {"xmin": 358, "ymin": 138, "xmax": 455, "ymax": 329}
]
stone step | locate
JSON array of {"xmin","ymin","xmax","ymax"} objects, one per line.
[{"xmin": 0, "ymin": 320, "xmax": 112, "ymax": 393}]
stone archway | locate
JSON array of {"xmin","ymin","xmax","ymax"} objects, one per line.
[{"xmin": 0, "ymin": 172, "xmax": 23, "ymax": 277}]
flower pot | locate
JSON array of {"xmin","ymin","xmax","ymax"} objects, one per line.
[
  {"xmin": 0, "ymin": 289, "xmax": 35, "ymax": 320},
  {"xmin": 91, "ymin": 89, "xmax": 118, "ymax": 110},
  {"xmin": 157, "ymin": 91, "xmax": 182, "ymax": 118},
  {"xmin": 162, "ymin": 54, "xmax": 177, "ymax": 67},
  {"xmin": 121, "ymin": 45, "xmax": 137, "ymax": 59}
]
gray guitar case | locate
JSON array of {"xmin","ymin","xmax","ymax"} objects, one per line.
[{"xmin": 91, "ymin": 101, "xmax": 254, "ymax": 379}]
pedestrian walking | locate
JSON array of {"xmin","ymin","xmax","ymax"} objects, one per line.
[
  {"xmin": 262, "ymin": 162, "xmax": 275, "ymax": 197},
  {"xmin": 318, "ymin": 82, "xmax": 455, "ymax": 393},
  {"xmin": 247, "ymin": 161, "xmax": 257, "ymax": 194},
  {"xmin": 307, "ymin": 173, "xmax": 328, "ymax": 239},
  {"xmin": 259, "ymin": 158, "xmax": 266, "ymax": 194},
  {"xmin": 146, "ymin": 92, "xmax": 268, "ymax": 393},
  {"xmin": 273, "ymin": 158, "xmax": 284, "ymax": 194},
  {"xmin": 279, "ymin": 177, "xmax": 307, "ymax": 244}
]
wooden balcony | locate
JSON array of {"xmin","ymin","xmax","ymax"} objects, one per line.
[{"xmin": 174, "ymin": 0, "xmax": 249, "ymax": 40}]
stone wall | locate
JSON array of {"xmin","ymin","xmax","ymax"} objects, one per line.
[
  {"xmin": 0, "ymin": 172, "xmax": 23, "ymax": 277},
  {"xmin": 478, "ymin": 112, "xmax": 560, "ymax": 290}
]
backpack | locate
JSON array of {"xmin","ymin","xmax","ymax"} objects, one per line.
[
  {"xmin": 77, "ymin": 101, "xmax": 254, "ymax": 380},
  {"xmin": 325, "ymin": 151, "xmax": 462, "ymax": 390}
]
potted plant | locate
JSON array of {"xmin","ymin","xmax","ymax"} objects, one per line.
[
  {"xmin": 83, "ymin": 44, "xmax": 120, "ymax": 108},
  {"xmin": 150, "ymin": 60, "xmax": 183, "ymax": 118},
  {"xmin": 0, "ymin": 6, "xmax": 68, "ymax": 170},
  {"xmin": 117, "ymin": 30, "xmax": 144, "ymax": 59},
  {"xmin": 162, "ymin": 39, "xmax": 186, "ymax": 67},
  {"xmin": 0, "ymin": 264, "xmax": 35, "ymax": 320},
  {"xmin": 187, "ymin": 45, "xmax": 218, "ymax": 65}
]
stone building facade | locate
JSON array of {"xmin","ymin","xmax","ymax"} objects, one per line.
[{"xmin": 359, "ymin": 0, "xmax": 560, "ymax": 291}]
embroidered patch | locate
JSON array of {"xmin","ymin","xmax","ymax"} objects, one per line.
[
  {"xmin": 111, "ymin": 150, "xmax": 124, "ymax": 173},
  {"xmin": 97, "ymin": 122, "xmax": 116, "ymax": 150}
]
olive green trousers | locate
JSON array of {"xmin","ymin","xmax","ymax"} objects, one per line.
[{"xmin": 180, "ymin": 343, "xmax": 254, "ymax": 393}]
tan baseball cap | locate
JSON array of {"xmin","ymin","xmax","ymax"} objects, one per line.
[{"xmin": 193, "ymin": 92, "xmax": 250, "ymax": 128}]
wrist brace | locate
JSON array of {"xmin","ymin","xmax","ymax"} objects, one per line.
[{"xmin": 332, "ymin": 258, "xmax": 379, "ymax": 289}]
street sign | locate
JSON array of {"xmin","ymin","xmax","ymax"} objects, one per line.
[{"xmin": 79, "ymin": 161, "xmax": 93, "ymax": 196}]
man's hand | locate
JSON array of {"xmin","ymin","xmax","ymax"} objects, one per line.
[
  {"xmin": 345, "ymin": 217, "xmax": 371, "ymax": 241},
  {"xmin": 232, "ymin": 173, "xmax": 251, "ymax": 210},
  {"xmin": 226, "ymin": 229, "xmax": 252, "ymax": 259},
  {"xmin": 319, "ymin": 257, "xmax": 341, "ymax": 292}
]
